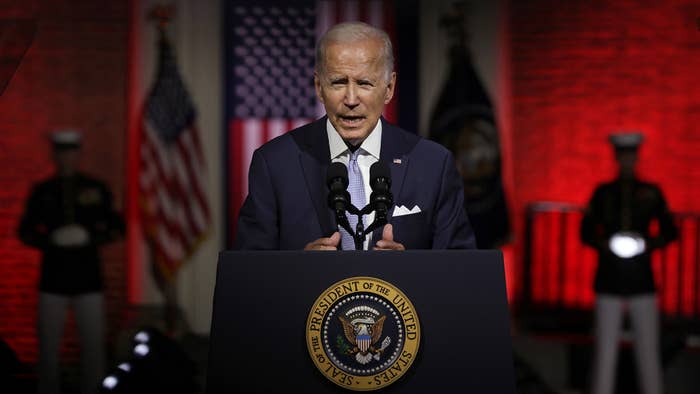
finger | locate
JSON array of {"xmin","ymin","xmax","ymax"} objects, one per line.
[
  {"xmin": 327, "ymin": 231, "xmax": 341, "ymax": 246},
  {"xmin": 374, "ymin": 240, "xmax": 405, "ymax": 251},
  {"xmin": 317, "ymin": 232, "xmax": 340, "ymax": 247},
  {"xmin": 304, "ymin": 240, "xmax": 324, "ymax": 250},
  {"xmin": 305, "ymin": 232, "xmax": 341, "ymax": 250},
  {"xmin": 315, "ymin": 245, "xmax": 338, "ymax": 251},
  {"xmin": 374, "ymin": 245, "xmax": 401, "ymax": 250},
  {"xmin": 382, "ymin": 224, "xmax": 394, "ymax": 242},
  {"xmin": 304, "ymin": 242, "xmax": 338, "ymax": 251}
]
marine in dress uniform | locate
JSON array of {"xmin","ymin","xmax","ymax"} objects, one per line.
[
  {"xmin": 581, "ymin": 132, "xmax": 678, "ymax": 394},
  {"xmin": 17, "ymin": 131, "xmax": 123, "ymax": 394}
]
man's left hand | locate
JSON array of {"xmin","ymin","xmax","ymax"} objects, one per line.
[{"xmin": 373, "ymin": 224, "xmax": 405, "ymax": 251}]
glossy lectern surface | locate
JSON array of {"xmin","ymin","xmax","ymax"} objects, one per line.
[{"xmin": 207, "ymin": 250, "xmax": 515, "ymax": 393}]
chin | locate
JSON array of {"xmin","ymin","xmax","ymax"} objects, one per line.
[{"xmin": 339, "ymin": 129, "xmax": 369, "ymax": 144}]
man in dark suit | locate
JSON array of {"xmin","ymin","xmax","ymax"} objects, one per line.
[{"xmin": 234, "ymin": 21, "xmax": 475, "ymax": 251}]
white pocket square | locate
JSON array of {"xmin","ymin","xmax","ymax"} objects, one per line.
[{"xmin": 392, "ymin": 205, "xmax": 421, "ymax": 217}]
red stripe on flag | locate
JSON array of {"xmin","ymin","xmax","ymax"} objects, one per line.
[
  {"xmin": 262, "ymin": 121, "xmax": 270, "ymax": 148},
  {"xmin": 176, "ymin": 129, "xmax": 210, "ymax": 221},
  {"xmin": 175, "ymin": 136, "xmax": 209, "ymax": 234}
]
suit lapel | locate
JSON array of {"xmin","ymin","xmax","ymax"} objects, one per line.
[
  {"xmin": 374, "ymin": 119, "xmax": 412, "ymax": 243},
  {"xmin": 295, "ymin": 118, "xmax": 334, "ymax": 236}
]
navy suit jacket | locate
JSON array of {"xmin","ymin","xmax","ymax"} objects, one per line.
[{"xmin": 234, "ymin": 117, "xmax": 476, "ymax": 250}]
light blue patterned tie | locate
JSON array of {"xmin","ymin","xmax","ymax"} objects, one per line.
[{"xmin": 341, "ymin": 150, "xmax": 366, "ymax": 250}]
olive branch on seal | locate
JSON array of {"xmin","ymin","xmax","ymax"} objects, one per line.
[{"xmin": 336, "ymin": 334, "xmax": 351, "ymax": 354}]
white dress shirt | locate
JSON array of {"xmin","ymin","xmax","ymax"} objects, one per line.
[{"xmin": 326, "ymin": 119, "xmax": 381, "ymax": 250}]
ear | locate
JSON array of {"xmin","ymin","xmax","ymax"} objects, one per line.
[
  {"xmin": 314, "ymin": 72, "xmax": 325, "ymax": 104},
  {"xmin": 384, "ymin": 71, "xmax": 396, "ymax": 104}
]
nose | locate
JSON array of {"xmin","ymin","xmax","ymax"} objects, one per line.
[{"xmin": 343, "ymin": 84, "xmax": 359, "ymax": 109}]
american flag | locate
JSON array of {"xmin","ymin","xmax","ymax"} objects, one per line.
[
  {"xmin": 226, "ymin": 0, "xmax": 396, "ymax": 245},
  {"xmin": 140, "ymin": 32, "xmax": 211, "ymax": 277}
]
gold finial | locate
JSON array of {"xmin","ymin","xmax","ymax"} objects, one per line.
[{"xmin": 147, "ymin": 4, "xmax": 175, "ymax": 31}]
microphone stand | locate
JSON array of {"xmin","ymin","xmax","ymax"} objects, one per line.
[
  {"xmin": 333, "ymin": 207, "xmax": 354, "ymax": 241},
  {"xmin": 329, "ymin": 164, "xmax": 393, "ymax": 250},
  {"xmin": 327, "ymin": 182, "xmax": 368, "ymax": 250},
  {"xmin": 345, "ymin": 203, "xmax": 390, "ymax": 250},
  {"xmin": 354, "ymin": 217, "xmax": 364, "ymax": 251},
  {"xmin": 344, "ymin": 204, "xmax": 364, "ymax": 251}
]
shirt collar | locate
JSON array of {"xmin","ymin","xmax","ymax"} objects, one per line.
[{"xmin": 326, "ymin": 118, "xmax": 382, "ymax": 160}]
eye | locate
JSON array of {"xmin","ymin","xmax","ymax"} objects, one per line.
[{"xmin": 330, "ymin": 77, "xmax": 348, "ymax": 85}]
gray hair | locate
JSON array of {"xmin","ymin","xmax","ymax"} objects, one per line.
[{"xmin": 315, "ymin": 22, "xmax": 394, "ymax": 82}]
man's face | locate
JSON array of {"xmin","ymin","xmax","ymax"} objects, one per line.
[
  {"xmin": 315, "ymin": 38, "xmax": 396, "ymax": 145},
  {"xmin": 53, "ymin": 148, "xmax": 80, "ymax": 174},
  {"xmin": 615, "ymin": 150, "xmax": 638, "ymax": 178}
]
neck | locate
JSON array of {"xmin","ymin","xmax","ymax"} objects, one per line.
[
  {"xmin": 619, "ymin": 173, "xmax": 635, "ymax": 182},
  {"xmin": 58, "ymin": 168, "xmax": 76, "ymax": 177}
]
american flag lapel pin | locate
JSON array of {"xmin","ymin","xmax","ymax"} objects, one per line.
[{"xmin": 393, "ymin": 158, "xmax": 402, "ymax": 164}]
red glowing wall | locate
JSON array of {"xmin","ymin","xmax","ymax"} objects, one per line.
[
  {"xmin": 509, "ymin": 0, "xmax": 700, "ymax": 212},
  {"xmin": 0, "ymin": 1, "xmax": 128, "ymax": 362},
  {"xmin": 508, "ymin": 0, "xmax": 700, "ymax": 305}
]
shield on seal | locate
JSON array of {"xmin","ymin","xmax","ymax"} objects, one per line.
[{"xmin": 356, "ymin": 334, "xmax": 371, "ymax": 353}]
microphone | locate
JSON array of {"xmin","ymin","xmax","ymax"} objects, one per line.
[
  {"xmin": 370, "ymin": 160, "xmax": 392, "ymax": 196},
  {"xmin": 364, "ymin": 161, "xmax": 393, "ymax": 233},
  {"xmin": 326, "ymin": 162, "xmax": 355, "ymax": 240},
  {"xmin": 326, "ymin": 162, "xmax": 350, "ymax": 212}
]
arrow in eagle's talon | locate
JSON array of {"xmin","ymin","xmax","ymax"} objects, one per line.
[{"xmin": 373, "ymin": 337, "xmax": 392, "ymax": 360}]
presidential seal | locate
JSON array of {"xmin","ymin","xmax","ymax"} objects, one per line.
[{"xmin": 306, "ymin": 277, "xmax": 420, "ymax": 391}]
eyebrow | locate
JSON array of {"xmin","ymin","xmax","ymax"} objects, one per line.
[{"xmin": 327, "ymin": 76, "xmax": 376, "ymax": 85}]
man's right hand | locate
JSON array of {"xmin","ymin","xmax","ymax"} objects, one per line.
[{"xmin": 304, "ymin": 232, "xmax": 341, "ymax": 251}]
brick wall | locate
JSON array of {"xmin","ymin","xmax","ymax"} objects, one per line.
[
  {"xmin": 0, "ymin": 1, "xmax": 128, "ymax": 363},
  {"xmin": 507, "ymin": 0, "xmax": 700, "ymax": 301},
  {"xmin": 509, "ymin": 0, "xmax": 700, "ymax": 213}
]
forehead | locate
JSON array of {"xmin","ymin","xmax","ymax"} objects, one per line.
[{"xmin": 321, "ymin": 39, "xmax": 385, "ymax": 75}]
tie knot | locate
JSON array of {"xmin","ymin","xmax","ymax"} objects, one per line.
[{"xmin": 350, "ymin": 150, "xmax": 361, "ymax": 162}]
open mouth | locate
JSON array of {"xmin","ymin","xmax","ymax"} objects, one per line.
[{"xmin": 339, "ymin": 115, "xmax": 365, "ymax": 126}]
